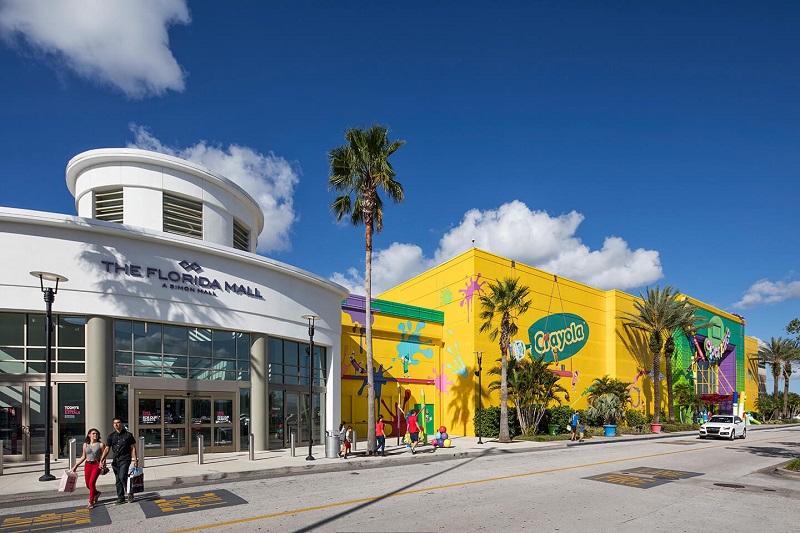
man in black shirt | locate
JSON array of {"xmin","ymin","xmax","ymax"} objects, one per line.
[{"xmin": 100, "ymin": 418, "xmax": 138, "ymax": 504}]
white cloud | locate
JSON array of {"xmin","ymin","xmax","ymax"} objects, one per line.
[
  {"xmin": 129, "ymin": 125, "xmax": 299, "ymax": 253},
  {"xmin": 0, "ymin": 0, "xmax": 189, "ymax": 98},
  {"xmin": 733, "ymin": 278, "xmax": 800, "ymax": 309},
  {"xmin": 332, "ymin": 200, "xmax": 663, "ymax": 294}
]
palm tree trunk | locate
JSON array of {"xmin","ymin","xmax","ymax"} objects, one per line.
[
  {"xmin": 652, "ymin": 349, "xmax": 661, "ymax": 425},
  {"xmin": 364, "ymin": 221, "xmax": 376, "ymax": 452},
  {"xmin": 499, "ymin": 347, "xmax": 510, "ymax": 442},
  {"xmin": 665, "ymin": 340, "xmax": 675, "ymax": 423},
  {"xmin": 773, "ymin": 371, "xmax": 780, "ymax": 399},
  {"xmin": 783, "ymin": 368, "xmax": 790, "ymax": 419}
]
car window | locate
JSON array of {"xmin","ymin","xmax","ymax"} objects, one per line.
[
  {"xmin": 710, "ymin": 416, "xmax": 732, "ymax": 423},
  {"xmin": 735, "ymin": 417, "xmax": 742, "ymax": 423}
]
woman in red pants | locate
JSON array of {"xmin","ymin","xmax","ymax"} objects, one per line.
[{"xmin": 72, "ymin": 428, "xmax": 107, "ymax": 509}]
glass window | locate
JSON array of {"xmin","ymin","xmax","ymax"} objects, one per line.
[
  {"xmin": 284, "ymin": 341, "xmax": 299, "ymax": 366},
  {"xmin": 134, "ymin": 366, "xmax": 162, "ymax": 377},
  {"xmin": 134, "ymin": 353, "xmax": 162, "ymax": 366},
  {"xmin": 236, "ymin": 333, "xmax": 250, "ymax": 361},
  {"xmin": 268, "ymin": 363, "xmax": 282, "ymax": 384},
  {"xmin": 190, "ymin": 357, "xmax": 211, "ymax": 370},
  {"xmin": 240, "ymin": 388, "xmax": 250, "ymax": 450},
  {"xmin": 27, "ymin": 314, "xmax": 46, "ymax": 346},
  {"xmin": 114, "ymin": 321, "xmax": 132, "ymax": 351},
  {"xmin": 114, "ymin": 384, "xmax": 129, "ymax": 423},
  {"xmin": 268, "ymin": 337, "xmax": 282, "ymax": 363},
  {"xmin": 58, "ymin": 383, "xmax": 85, "ymax": 459},
  {"xmin": 115, "ymin": 351, "xmax": 132, "ymax": 365},
  {"xmin": 133, "ymin": 322, "xmax": 161, "ymax": 353},
  {"xmin": 57, "ymin": 348, "xmax": 84, "ymax": 362},
  {"xmin": 213, "ymin": 330, "xmax": 236, "ymax": 359},
  {"xmin": 189, "ymin": 328, "xmax": 212, "ymax": 356},
  {"xmin": 27, "ymin": 347, "xmax": 45, "ymax": 361},
  {"xmin": 0, "ymin": 313, "xmax": 24, "ymax": 345},
  {"xmin": 58, "ymin": 316, "xmax": 85, "ymax": 347},
  {"xmin": 163, "ymin": 325, "xmax": 188, "ymax": 355},
  {"xmin": 0, "ymin": 361, "xmax": 25, "ymax": 373},
  {"xmin": 0, "ymin": 347, "xmax": 23, "ymax": 361},
  {"xmin": 57, "ymin": 363, "xmax": 85, "ymax": 374}
]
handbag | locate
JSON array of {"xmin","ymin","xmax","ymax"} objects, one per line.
[
  {"xmin": 58, "ymin": 470, "xmax": 78, "ymax": 493},
  {"xmin": 100, "ymin": 465, "xmax": 109, "ymax": 475},
  {"xmin": 127, "ymin": 466, "xmax": 144, "ymax": 494}
]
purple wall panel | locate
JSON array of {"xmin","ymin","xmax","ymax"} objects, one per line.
[{"xmin": 719, "ymin": 346, "xmax": 736, "ymax": 395}]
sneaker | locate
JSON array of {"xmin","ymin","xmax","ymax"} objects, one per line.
[
  {"xmin": 114, "ymin": 499, "xmax": 125, "ymax": 505},
  {"xmin": 127, "ymin": 494, "xmax": 134, "ymax": 503},
  {"xmin": 93, "ymin": 491, "xmax": 101, "ymax": 504}
]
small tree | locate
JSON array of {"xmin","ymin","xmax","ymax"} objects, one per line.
[
  {"xmin": 586, "ymin": 375, "xmax": 632, "ymax": 409},
  {"xmin": 587, "ymin": 394, "xmax": 622, "ymax": 426}
]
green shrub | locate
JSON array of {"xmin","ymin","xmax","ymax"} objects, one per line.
[
  {"xmin": 473, "ymin": 405, "xmax": 521, "ymax": 438},
  {"xmin": 660, "ymin": 422, "xmax": 696, "ymax": 432},
  {"xmin": 785, "ymin": 458, "xmax": 800, "ymax": 471},
  {"xmin": 625, "ymin": 409, "xmax": 647, "ymax": 428},
  {"xmin": 541, "ymin": 405, "xmax": 575, "ymax": 433}
]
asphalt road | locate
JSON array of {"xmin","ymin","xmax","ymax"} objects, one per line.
[{"xmin": 2, "ymin": 427, "xmax": 798, "ymax": 532}]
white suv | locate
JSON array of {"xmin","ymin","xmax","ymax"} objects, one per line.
[{"xmin": 699, "ymin": 415, "xmax": 746, "ymax": 440}]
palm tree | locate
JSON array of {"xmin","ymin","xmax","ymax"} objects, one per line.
[
  {"xmin": 488, "ymin": 353, "xmax": 566, "ymax": 435},
  {"xmin": 758, "ymin": 337, "xmax": 794, "ymax": 399},
  {"xmin": 586, "ymin": 375, "xmax": 632, "ymax": 409},
  {"xmin": 478, "ymin": 277, "xmax": 533, "ymax": 442},
  {"xmin": 781, "ymin": 341, "xmax": 800, "ymax": 418},
  {"xmin": 618, "ymin": 285, "xmax": 682, "ymax": 425},
  {"xmin": 328, "ymin": 125, "xmax": 405, "ymax": 452},
  {"xmin": 673, "ymin": 381, "xmax": 701, "ymax": 423},
  {"xmin": 663, "ymin": 300, "xmax": 712, "ymax": 423}
]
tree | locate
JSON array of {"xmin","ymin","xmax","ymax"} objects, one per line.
[
  {"xmin": 618, "ymin": 285, "xmax": 683, "ymax": 425},
  {"xmin": 672, "ymin": 381, "xmax": 701, "ymax": 423},
  {"xmin": 587, "ymin": 394, "xmax": 622, "ymax": 426},
  {"xmin": 758, "ymin": 337, "xmax": 794, "ymax": 400},
  {"xmin": 663, "ymin": 301, "xmax": 712, "ymax": 423},
  {"xmin": 328, "ymin": 125, "xmax": 405, "ymax": 452},
  {"xmin": 586, "ymin": 375, "xmax": 631, "ymax": 410},
  {"xmin": 478, "ymin": 277, "xmax": 533, "ymax": 442},
  {"xmin": 488, "ymin": 353, "xmax": 567, "ymax": 435},
  {"xmin": 780, "ymin": 343, "xmax": 800, "ymax": 418}
]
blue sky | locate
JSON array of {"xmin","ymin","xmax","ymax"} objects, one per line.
[{"xmin": 1, "ymin": 2, "xmax": 798, "ymax": 389}]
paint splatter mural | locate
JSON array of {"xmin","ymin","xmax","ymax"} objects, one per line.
[
  {"xmin": 446, "ymin": 341, "xmax": 468, "ymax": 378},
  {"xmin": 458, "ymin": 274, "xmax": 485, "ymax": 322},
  {"xmin": 429, "ymin": 364, "xmax": 454, "ymax": 394},
  {"xmin": 393, "ymin": 321, "xmax": 434, "ymax": 377}
]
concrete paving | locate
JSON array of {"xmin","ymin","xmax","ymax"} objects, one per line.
[{"xmin": 0, "ymin": 425, "xmax": 790, "ymax": 506}]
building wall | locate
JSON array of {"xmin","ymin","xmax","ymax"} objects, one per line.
[{"xmin": 373, "ymin": 248, "xmax": 758, "ymax": 436}]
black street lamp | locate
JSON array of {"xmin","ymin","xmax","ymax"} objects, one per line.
[
  {"xmin": 30, "ymin": 271, "xmax": 68, "ymax": 482},
  {"xmin": 301, "ymin": 314, "xmax": 320, "ymax": 461},
  {"xmin": 474, "ymin": 351, "xmax": 483, "ymax": 445}
]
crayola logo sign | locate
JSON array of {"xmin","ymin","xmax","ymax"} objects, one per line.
[{"xmin": 528, "ymin": 313, "xmax": 589, "ymax": 363}]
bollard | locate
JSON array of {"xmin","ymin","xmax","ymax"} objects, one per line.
[
  {"xmin": 197, "ymin": 435, "xmax": 204, "ymax": 464},
  {"xmin": 352, "ymin": 429, "xmax": 357, "ymax": 451},
  {"xmin": 248, "ymin": 433, "xmax": 255, "ymax": 461},
  {"xmin": 138, "ymin": 437, "xmax": 145, "ymax": 468},
  {"xmin": 0, "ymin": 439, "xmax": 4, "ymax": 476},
  {"xmin": 290, "ymin": 432, "xmax": 296, "ymax": 457},
  {"xmin": 68, "ymin": 438, "xmax": 77, "ymax": 470}
]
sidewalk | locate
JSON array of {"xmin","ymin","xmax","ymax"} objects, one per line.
[{"xmin": 0, "ymin": 426, "xmax": 781, "ymax": 506}]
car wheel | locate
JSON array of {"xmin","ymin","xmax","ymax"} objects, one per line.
[
  {"xmin": 729, "ymin": 430, "xmax": 735, "ymax": 441},
  {"xmin": 699, "ymin": 435, "xmax": 705, "ymax": 439},
  {"xmin": 741, "ymin": 429, "xmax": 746, "ymax": 439}
]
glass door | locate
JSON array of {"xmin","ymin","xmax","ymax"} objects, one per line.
[
  {"xmin": 0, "ymin": 383, "xmax": 47, "ymax": 462},
  {"xmin": 285, "ymin": 391, "xmax": 300, "ymax": 447},
  {"xmin": 164, "ymin": 397, "xmax": 187, "ymax": 455},
  {"xmin": 138, "ymin": 396, "xmax": 163, "ymax": 456}
]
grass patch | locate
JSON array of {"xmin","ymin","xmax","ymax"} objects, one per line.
[{"xmin": 785, "ymin": 458, "xmax": 800, "ymax": 471}]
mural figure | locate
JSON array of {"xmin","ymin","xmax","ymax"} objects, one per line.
[
  {"xmin": 458, "ymin": 274, "xmax": 485, "ymax": 322},
  {"xmin": 393, "ymin": 321, "xmax": 434, "ymax": 377},
  {"xmin": 571, "ymin": 370, "xmax": 579, "ymax": 392},
  {"xmin": 358, "ymin": 362, "xmax": 392, "ymax": 398},
  {"xmin": 446, "ymin": 342, "xmax": 468, "ymax": 378}
]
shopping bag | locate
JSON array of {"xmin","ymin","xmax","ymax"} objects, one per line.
[
  {"xmin": 127, "ymin": 466, "xmax": 144, "ymax": 494},
  {"xmin": 58, "ymin": 470, "xmax": 78, "ymax": 493}
]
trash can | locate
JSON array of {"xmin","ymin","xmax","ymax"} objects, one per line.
[{"xmin": 325, "ymin": 432, "xmax": 340, "ymax": 459}]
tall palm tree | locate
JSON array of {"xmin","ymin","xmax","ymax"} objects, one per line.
[
  {"xmin": 781, "ymin": 341, "xmax": 800, "ymax": 418},
  {"xmin": 478, "ymin": 277, "xmax": 532, "ymax": 442},
  {"xmin": 618, "ymin": 286, "xmax": 682, "ymax": 425},
  {"xmin": 328, "ymin": 125, "xmax": 405, "ymax": 452},
  {"xmin": 758, "ymin": 337, "xmax": 794, "ymax": 399},
  {"xmin": 663, "ymin": 300, "xmax": 711, "ymax": 423}
]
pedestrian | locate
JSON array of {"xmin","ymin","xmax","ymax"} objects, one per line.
[
  {"xmin": 99, "ymin": 418, "xmax": 138, "ymax": 505},
  {"xmin": 374, "ymin": 415, "xmax": 386, "ymax": 457},
  {"xmin": 570, "ymin": 410, "xmax": 579, "ymax": 441},
  {"xmin": 344, "ymin": 425, "xmax": 353, "ymax": 458},
  {"xmin": 71, "ymin": 428, "xmax": 106, "ymax": 509},
  {"xmin": 337, "ymin": 421, "xmax": 347, "ymax": 458},
  {"xmin": 407, "ymin": 409, "xmax": 421, "ymax": 454},
  {"xmin": 578, "ymin": 422, "xmax": 585, "ymax": 443}
]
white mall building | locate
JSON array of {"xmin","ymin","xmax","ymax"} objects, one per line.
[{"xmin": 0, "ymin": 149, "xmax": 347, "ymax": 462}]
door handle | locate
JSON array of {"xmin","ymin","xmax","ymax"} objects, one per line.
[{"xmin": 20, "ymin": 425, "xmax": 30, "ymax": 435}]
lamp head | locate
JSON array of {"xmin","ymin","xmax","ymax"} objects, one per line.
[{"xmin": 30, "ymin": 271, "xmax": 68, "ymax": 294}]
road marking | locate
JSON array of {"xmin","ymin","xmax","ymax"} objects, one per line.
[
  {"xmin": 624, "ymin": 466, "xmax": 702, "ymax": 479},
  {"xmin": 140, "ymin": 490, "xmax": 247, "ymax": 518},
  {"xmin": 0, "ymin": 507, "xmax": 111, "ymax": 532},
  {"xmin": 586, "ymin": 473, "xmax": 670, "ymax": 488},
  {"xmin": 167, "ymin": 432, "xmax": 794, "ymax": 533}
]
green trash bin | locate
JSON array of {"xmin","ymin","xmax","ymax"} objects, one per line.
[{"xmin": 547, "ymin": 424, "xmax": 559, "ymax": 436}]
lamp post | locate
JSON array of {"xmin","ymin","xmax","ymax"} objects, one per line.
[
  {"xmin": 301, "ymin": 314, "xmax": 320, "ymax": 461},
  {"xmin": 30, "ymin": 271, "xmax": 68, "ymax": 482},
  {"xmin": 474, "ymin": 351, "xmax": 483, "ymax": 444}
]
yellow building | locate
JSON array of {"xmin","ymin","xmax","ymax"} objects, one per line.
[{"xmin": 342, "ymin": 248, "xmax": 759, "ymax": 438}]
